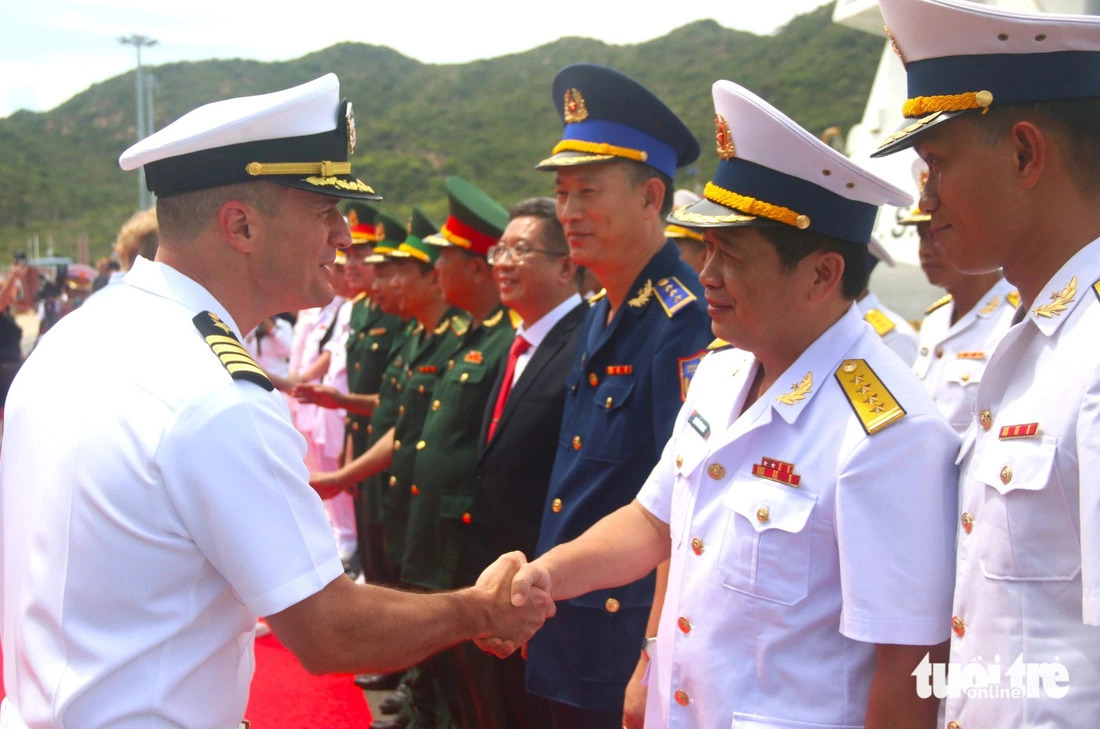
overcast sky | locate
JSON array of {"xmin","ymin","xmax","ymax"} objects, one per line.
[{"xmin": 0, "ymin": 0, "xmax": 833, "ymax": 118}]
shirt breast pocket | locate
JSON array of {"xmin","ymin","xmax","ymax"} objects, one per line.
[
  {"xmin": 943, "ymin": 358, "xmax": 984, "ymax": 387},
  {"xmin": 669, "ymin": 446, "xmax": 706, "ymax": 548},
  {"xmin": 582, "ymin": 377, "xmax": 636, "ymax": 463},
  {"xmin": 718, "ymin": 479, "xmax": 817, "ymax": 606},
  {"xmin": 973, "ymin": 436, "xmax": 1080, "ymax": 581}
]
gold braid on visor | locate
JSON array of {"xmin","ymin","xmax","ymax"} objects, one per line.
[
  {"xmin": 551, "ymin": 140, "xmax": 648, "ymax": 163},
  {"xmin": 903, "ymin": 90, "xmax": 993, "ymax": 118},
  {"xmin": 704, "ymin": 182, "xmax": 810, "ymax": 230}
]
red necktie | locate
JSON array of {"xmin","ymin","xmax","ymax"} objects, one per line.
[{"xmin": 487, "ymin": 335, "xmax": 530, "ymax": 441}]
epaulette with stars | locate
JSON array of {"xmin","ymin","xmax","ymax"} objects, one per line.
[{"xmin": 193, "ymin": 311, "xmax": 273, "ymax": 391}]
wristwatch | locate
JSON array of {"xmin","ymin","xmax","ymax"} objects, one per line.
[{"xmin": 641, "ymin": 636, "xmax": 657, "ymax": 661}]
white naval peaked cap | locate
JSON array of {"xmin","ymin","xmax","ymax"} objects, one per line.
[
  {"xmin": 670, "ymin": 80, "xmax": 910, "ymax": 245},
  {"xmin": 119, "ymin": 73, "xmax": 380, "ymax": 200},
  {"xmin": 874, "ymin": 0, "xmax": 1100, "ymax": 156}
]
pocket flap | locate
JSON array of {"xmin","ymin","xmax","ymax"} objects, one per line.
[
  {"xmin": 943, "ymin": 358, "xmax": 983, "ymax": 386},
  {"xmin": 974, "ymin": 435, "xmax": 1056, "ymax": 495},
  {"xmin": 592, "ymin": 376, "xmax": 635, "ymax": 411},
  {"xmin": 722, "ymin": 479, "xmax": 816, "ymax": 534}
]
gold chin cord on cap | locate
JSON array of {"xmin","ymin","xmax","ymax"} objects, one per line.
[
  {"xmin": 245, "ymin": 160, "xmax": 352, "ymax": 177},
  {"xmin": 903, "ymin": 90, "xmax": 994, "ymax": 118},
  {"xmin": 703, "ymin": 182, "xmax": 810, "ymax": 230}
]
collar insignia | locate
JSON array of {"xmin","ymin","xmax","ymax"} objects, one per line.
[
  {"xmin": 777, "ymin": 371, "xmax": 812, "ymax": 406},
  {"xmin": 1033, "ymin": 276, "xmax": 1076, "ymax": 318}
]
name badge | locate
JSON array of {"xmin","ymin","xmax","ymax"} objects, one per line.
[{"xmin": 687, "ymin": 410, "xmax": 710, "ymax": 439}]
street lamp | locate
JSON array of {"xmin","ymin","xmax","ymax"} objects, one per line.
[{"xmin": 119, "ymin": 34, "xmax": 158, "ymax": 210}]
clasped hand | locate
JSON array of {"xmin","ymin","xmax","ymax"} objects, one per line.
[{"xmin": 473, "ymin": 552, "xmax": 555, "ymax": 658}]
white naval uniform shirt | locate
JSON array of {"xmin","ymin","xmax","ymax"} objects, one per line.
[
  {"xmin": 0, "ymin": 258, "xmax": 343, "ymax": 729},
  {"xmin": 912, "ymin": 278, "xmax": 1017, "ymax": 434},
  {"xmin": 636, "ymin": 304, "xmax": 959, "ymax": 729},
  {"xmin": 946, "ymin": 238, "xmax": 1100, "ymax": 729},
  {"xmin": 857, "ymin": 291, "xmax": 920, "ymax": 366}
]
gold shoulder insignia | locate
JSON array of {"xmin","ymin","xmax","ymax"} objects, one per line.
[
  {"xmin": 481, "ymin": 310, "xmax": 503, "ymax": 329},
  {"xmin": 508, "ymin": 309, "xmax": 523, "ymax": 329},
  {"xmin": 412, "ymin": 322, "xmax": 424, "ymax": 336},
  {"xmin": 434, "ymin": 319, "xmax": 450, "ymax": 335},
  {"xmin": 925, "ymin": 294, "xmax": 953, "ymax": 315},
  {"xmin": 706, "ymin": 338, "xmax": 732, "ymax": 351},
  {"xmin": 864, "ymin": 309, "xmax": 896, "ymax": 337},
  {"xmin": 1093, "ymin": 280, "xmax": 1100, "ymax": 304},
  {"xmin": 777, "ymin": 372, "xmax": 813, "ymax": 406},
  {"xmin": 588, "ymin": 288, "xmax": 607, "ymax": 304},
  {"xmin": 628, "ymin": 279, "xmax": 654, "ymax": 309},
  {"xmin": 352, "ymin": 291, "xmax": 368, "ymax": 304},
  {"xmin": 1006, "ymin": 291, "xmax": 1021, "ymax": 309},
  {"xmin": 193, "ymin": 311, "xmax": 273, "ymax": 391},
  {"xmin": 977, "ymin": 295, "xmax": 1000, "ymax": 316},
  {"xmin": 653, "ymin": 277, "xmax": 698, "ymax": 318},
  {"xmin": 452, "ymin": 315, "xmax": 472, "ymax": 335},
  {"xmin": 834, "ymin": 359, "xmax": 906, "ymax": 435},
  {"xmin": 1034, "ymin": 276, "xmax": 1076, "ymax": 318}
]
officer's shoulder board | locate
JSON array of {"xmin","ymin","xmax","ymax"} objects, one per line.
[
  {"xmin": 452, "ymin": 314, "xmax": 472, "ymax": 336},
  {"xmin": 706, "ymin": 338, "xmax": 733, "ymax": 353},
  {"xmin": 834, "ymin": 359, "xmax": 905, "ymax": 435},
  {"xmin": 653, "ymin": 277, "xmax": 698, "ymax": 318},
  {"xmin": 863, "ymin": 308, "xmax": 896, "ymax": 337},
  {"xmin": 1092, "ymin": 278, "xmax": 1100, "ymax": 304},
  {"xmin": 588, "ymin": 288, "xmax": 607, "ymax": 304},
  {"xmin": 1007, "ymin": 290, "xmax": 1021, "ymax": 309},
  {"xmin": 924, "ymin": 294, "xmax": 953, "ymax": 315},
  {"xmin": 193, "ymin": 311, "xmax": 273, "ymax": 391},
  {"xmin": 481, "ymin": 310, "xmax": 503, "ymax": 329}
]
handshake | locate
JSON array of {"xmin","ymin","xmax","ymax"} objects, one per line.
[{"xmin": 472, "ymin": 551, "xmax": 556, "ymax": 658}]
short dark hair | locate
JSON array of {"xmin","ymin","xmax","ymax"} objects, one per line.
[
  {"xmin": 508, "ymin": 197, "xmax": 567, "ymax": 254},
  {"xmin": 757, "ymin": 225, "xmax": 866, "ymax": 300},
  {"xmin": 618, "ymin": 159, "xmax": 675, "ymax": 217},
  {"xmin": 968, "ymin": 97, "xmax": 1100, "ymax": 192},
  {"xmin": 157, "ymin": 181, "xmax": 285, "ymax": 242}
]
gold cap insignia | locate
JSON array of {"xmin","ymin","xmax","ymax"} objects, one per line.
[
  {"xmin": 346, "ymin": 102, "xmax": 357, "ymax": 155},
  {"xmin": 715, "ymin": 114, "xmax": 736, "ymax": 161},
  {"xmin": 564, "ymin": 88, "xmax": 589, "ymax": 123}
]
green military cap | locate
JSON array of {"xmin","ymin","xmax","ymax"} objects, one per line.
[
  {"xmin": 344, "ymin": 202, "xmax": 382, "ymax": 245},
  {"xmin": 391, "ymin": 206, "xmax": 442, "ymax": 265},
  {"xmin": 364, "ymin": 212, "xmax": 408, "ymax": 263},
  {"xmin": 423, "ymin": 177, "xmax": 508, "ymax": 257}
]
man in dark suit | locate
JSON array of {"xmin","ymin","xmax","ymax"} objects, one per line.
[{"xmin": 456, "ymin": 197, "xmax": 586, "ymax": 729}]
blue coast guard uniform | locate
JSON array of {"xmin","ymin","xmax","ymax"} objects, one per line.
[
  {"xmin": 874, "ymin": 2, "xmax": 1100, "ymax": 726},
  {"xmin": 527, "ymin": 64, "xmax": 711, "ymax": 717}
]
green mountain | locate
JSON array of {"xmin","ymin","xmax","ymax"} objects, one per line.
[{"xmin": 0, "ymin": 3, "xmax": 884, "ymax": 260}]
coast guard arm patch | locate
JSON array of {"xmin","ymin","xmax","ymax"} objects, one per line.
[{"xmin": 193, "ymin": 311, "xmax": 274, "ymax": 391}]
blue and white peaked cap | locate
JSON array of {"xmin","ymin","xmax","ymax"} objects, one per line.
[
  {"xmin": 874, "ymin": 0, "xmax": 1100, "ymax": 156},
  {"xmin": 671, "ymin": 81, "xmax": 911, "ymax": 245},
  {"xmin": 119, "ymin": 74, "xmax": 380, "ymax": 200}
]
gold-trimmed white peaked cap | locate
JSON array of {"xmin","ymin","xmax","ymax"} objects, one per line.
[
  {"xmin": 671, "ymin": 81, "xmax": 910, "ymax": 245},
  {"xmin": 119, "ymin": 73, "xmax": 380, "ymax": 200},
  {"xmin": 874, "ymin": 0, "xmax": 1100, "ymax": 156}
]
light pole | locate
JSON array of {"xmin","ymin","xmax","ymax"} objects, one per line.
[{"xmin": 119, "ymin": 34, "xmax": 158, "ymax": 210}]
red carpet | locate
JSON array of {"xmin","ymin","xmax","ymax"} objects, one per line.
[
  {"xmin": 247, "ymin": 632, "xmax": 372, "ymax": 728},
  {"xmin": 0, "ymin": 636, "xmax": 371, "ymax": 726}
]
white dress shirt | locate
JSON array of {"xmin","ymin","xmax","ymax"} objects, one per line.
[
  {"xmin": 511, "ymin": 293, "xmax": 581, "ymax": 386},
  {"xmin": 637, "ymin": 304, "xmax": 959, "ymax": 729},
  {"xmin": 0, "ymin": 258, "xmax": 342, "ymax": 729},
  {"xmin": 946, "ymin": 238, "xmax": 1100, "ymax": 728}
]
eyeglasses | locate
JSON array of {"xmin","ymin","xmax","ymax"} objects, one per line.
[{"xmin": 487, "ymin": 244, "xmax": 568, "ymax": 265}]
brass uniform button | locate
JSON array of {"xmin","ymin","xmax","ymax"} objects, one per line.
[
  {"xmin": 979, "ymin": 410, "xmax": 993, "ymax": 430},
  {"xmin": 344, "ymin": 416, "xmax": 351, "ymax": 426},
  {"xmin": 462, "ymin": 512, "xmax": 472, "ymax": 524},
  {"xmin": 675, "ymin": 454, "xmax": 683, "ymax": 468},
  {"xmin": 674, "ymin": 689, "xmax": 690, "ymax": 707},
  {"xmin": 707, "ymin": 464, "xmax": 725, "ymax": 480},
  {"xmin": 947, "ymin": 722, "xmax": 961, "ymax": 729},
  {"xmin": 416, "ymin": 440, "xmax": 426, "ymax": 451},
  {"xmin": 841, "ymin": 362, "xmax": 857, "ymax": 373},
  {"xmin": 390, "ymin": 377, "xmax": 397, "ymax": 386},
  {"xmin": 572, "ymin": 435, "xmax": 582, "ymax": 450},
  {"xmin": 920, "ymin": 347, "xmax": 929, "ymax": 356},
  {"xmin": 398, "ymin": 405, "xmax": 406, "ymax": 416},
  {"xmin": 936, "ymin": 348, "xmax": 944, "ymax": 358},
  {"xmin": 604, "ymin": 598, "xmax": 620, "ymax": 613},
  {"xmin": 677, "ymin": 616, "xmax": 691, "ymax": 634},
  {"xmin": 588, "ymin": 372, "xmax": 598, "ymax": 387},
  {"xmin": 756, "ymin": 506, "xmax": 770, "ymax": 523},
  {"xmin": 358, "ymin": 332, "xmax": 365, "ymax": 340},
  {"xmin": 961, "ymin": 512, "xmax": 974, "ymax": 534},
  {"xmin": 389, "ymin": 476, "xmax": 398, "ymax": 487},
  {"xmin": 690, "ymin": 537, "xmax": 704, "ymax": 555},
  {"xmin": 367, "ymin": 424, "xmax": 373, "ymax": 435},
  {"xmin": 432, "ymin": 400, "xmax": 441, "ymax": 411},
  {"xmin": 1000, "ymin": 466, "xmax": 1013, "ymax": 484},
  {"xmin": 394, "ymin": 440, "xmax": 402, "ymax": 451},
  {"xmin": 605, "ymin": 396, "xmax": 613, "ymax": 409},
  {"xmin": 354, "ymin": 362, "xmax": 361, "ymax": 371},
  {"xmin": 460, "ymin": 372, "xmax": 469, "ymax": 382},
  {"xmin": 371, "ymin": 342, "xmax": 379, "ymax": 351},
  {"xmin": 448, "ymin": 360, "xmax": 455, "ymax": 369},
  {"xmin": 352, "ymin": 422, "xmax": 359, "ymax": 431},
  {"xmin": 418, "ymin": 385, "xmax": 425, "ymax": 394},
  {"xmin": 961, "ymin": 372, "xmax": 970, "ymax": 382},
  {"xmin": 952, "ymin": 615, "xmax": 966, "ymax": 637},
  {"xmin": 551, "ymin": 498, "xmax": 563, "ymax": 513},
  {"xmin": 410, "ymin": 485, "xmax": 419, "ymax": 495}
]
